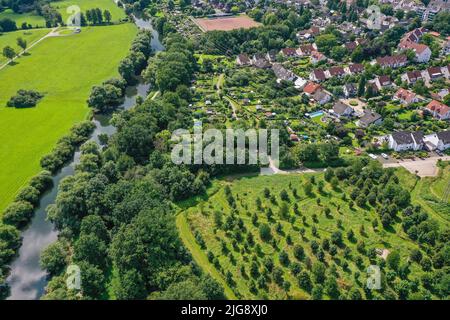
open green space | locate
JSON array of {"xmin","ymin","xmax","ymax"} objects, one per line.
[
  {"xmin": 0, "ymin": 23, "xmax": 137, "ymax": 213},
  {"xmin": 0, "ymin": 8, "xmax": 46, "ymax": 27},
  {"xmin": 0, "ymin": 28, "xmax": 49, "ymax": 64},
  {"xmin": 51, "ymin": 0, "xmax": 126, "ymax": 23},
  {"xmin": 179, "ymin": 166, "xmax": 449, "ymax": 299}
]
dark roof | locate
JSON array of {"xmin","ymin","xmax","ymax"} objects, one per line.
[
  {"xmin": 333, "ymin": 102, "xmax": 352, "ymax": 115},
  {"xmin": 412, "ymin": 131, "xmax": 424, "ymax": 144},
  {"xmin": 348, "ymin": 64, "xmax": 364, "ymax": 73},
  {"xmin": 328, "ymin": 66, "xmax": 346, "ymax": 76},
  {"xmin": 391, "ymin": 131, "xmax": 414, "ymax": 145},
  {"xmin": 437, "ymin": 131, "xmax": 450, "ymax": 144},
  {"xmin": 360, "ymin": 111, "xmax": 382, "ymax": 125},
  {"xmin": 312, "ymin": 69, "xmax": 326, "ymax": 81}
]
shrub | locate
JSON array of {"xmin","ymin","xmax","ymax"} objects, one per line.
[{"xmin": 7, "ymin": 89, "xmax": 43, "ymax": 108}]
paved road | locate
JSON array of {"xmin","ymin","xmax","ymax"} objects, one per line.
[{"xmin": 383, "ymin": 155, "xmax": 450, "ymax": 177}]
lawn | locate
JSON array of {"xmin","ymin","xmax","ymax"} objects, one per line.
[
  {"xmin": 51, "ymin": 0, "xmax": 126, "ymax": 23},
  {"xmin": 0, "ymin": 23, "xmax": 137, "ymax": 213},
  {"xmin": 0, "ymin": 9, "xmax": 46, "ymax": 27},
  {"xmin": 0, "ymin": 28, "xmax": 50, "ymax": 64},
  {"xmin": 178, "ymin": 167, "xmax": 449, "ymax": 299}
]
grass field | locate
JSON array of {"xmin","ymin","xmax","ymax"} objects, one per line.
[
  {"xmin": 178, "ymin": 169, "xmax": 448, "ymax": 299},
  {"xmin": 0, "ymin": 23, "xmax": 137, "ymax": 213},
  {"xmin": 51, "ymin": 0, "xmax": 126, "ymax": 23},
  {"xmin": 0, "ymin": 28, "xmax": 50, "ymax": 64},
  {"xmin": 0, "ymin": 9, "xmax": 46, "ymax": 27}
]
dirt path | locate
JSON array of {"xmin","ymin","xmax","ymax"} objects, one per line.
[
  {"xmin": 0, "ymin": 27, "xmax": 59, "ymax": 71},
  {"xmin": 261, "ymin": 157, "xmax": 325, "ymax": 175}
]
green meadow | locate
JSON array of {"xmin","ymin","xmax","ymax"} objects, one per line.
[
  {"xmin": 0, "ymin": 28, "xmax": 50, "ymax": 64},
  {"xmin": 0, "ymin": 8, "xmax": 46, "ymax": 27},
  {"xmin": 51, "ymin": 0, "xmax": 126, "ymax": 23},
  {"xmin": 0, "ymin": 23, "xmax": 137, "ymax": 212}
]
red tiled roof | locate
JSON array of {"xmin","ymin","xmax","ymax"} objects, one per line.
[
  {"xmin": 303, "ymin": 81, "xmax": 321, "ymax": 94},
  {"xmin": 427, "ymin": 100, "xmax": 449, "ymax": 116}
]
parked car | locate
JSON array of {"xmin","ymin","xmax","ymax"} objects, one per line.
[
  {"xmin": 381, "ymin": 153, "xmax": 388, "ymax": 159},
  {"xmin": 368, "ymin": 153, "xmax": 378, "ymax": 160}
]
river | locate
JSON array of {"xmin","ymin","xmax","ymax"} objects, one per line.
[{"xmin": 6, "ymin": 16, "xmax": 163, "ymax": 300}]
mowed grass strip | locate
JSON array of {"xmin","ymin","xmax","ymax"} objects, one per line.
[
  {"xmin": 0, "ymin": 28, "xmax": 50, "ymax": 64},
  {"xmin": 0, "ymin": 23, "xmax": 137, "ymax": 212},
  {"xmin": 52, "ymin": 0, "xmax": 126, "ymax": 23}
]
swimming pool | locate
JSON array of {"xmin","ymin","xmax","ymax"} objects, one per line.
[{"xmin": 309, "ymin": 111, "xmax": 324, "ymax": 118}]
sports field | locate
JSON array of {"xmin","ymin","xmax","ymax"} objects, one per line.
[
  {"xmin": 193, "ymin": 15, "xmax": 261, "ymax": 32},
  {"xmin": 0, "ymin": 23, "xmax": 137, "ymax": 213},
  {"xmin": 0, "ymin": 9, "xmax": 46, "ymax": 27},
  {"xmin": 52, "ymin": 0, "xmax": 126, "ymax": 23}
]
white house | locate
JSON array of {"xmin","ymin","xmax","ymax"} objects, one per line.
[
  {"xmin": 423, "ymin": 131, "xmax": 450, "ymax": 151},
  {"xmin": 388, "ymin": 131, "xmax": 424, "ymax": 151}
]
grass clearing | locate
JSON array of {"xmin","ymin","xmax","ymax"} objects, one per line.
[
  {"xmin": 0, "ymin": 28, "xmax": 50, "ymax": 64},
  {"xmin": 51, "ymin": 0, "xmax": 126, "ymax": 23},
  {"xmin": 0, "ymin": 9, "xmax": 46, "ymax": 27},
  {"xmin": 0, "ymin": 23, "xmax": 137, "ymax": 213}
]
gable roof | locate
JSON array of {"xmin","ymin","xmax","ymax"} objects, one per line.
[
  {"xmin": 333, "ymin": 101, "xmax": 352, "ymax": 115},
  {"xmin": 391, "ymin": 131, "xmax": 414, "ymax": 145},
  {"xmin": 312, "ymin": 69, "xmax": 326, "ymax": 81},
  {"xmin": 303, "ymin": 81, "xmax": 321, "ymax": 94},
  {"xmin": 437, "ymin": 131, "xmax": 450, "ymax": 145},
  {"xmin": 394, "ymin": 88, "xmax": 417, "ymax": 104},
  {"xmin": 360, "ymin": 111, "xmax": 382, "ymax": 125},
  {"xmin": 328, "ymin": 66, "xmax": 346, "ymax": 76},
  {"xmin": 427, "ymin": 100, "xmax": 450, "ymax": 116},
  {"xmin": 348, "ymin": 64, "xmax": 364, "ymax": 74},
  {"xmin": 376, "ymin": 54, "xmax": 407, "ymax": 67}
]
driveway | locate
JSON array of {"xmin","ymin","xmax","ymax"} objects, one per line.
[{"xmin": 383, "ymin": 155, "xmax": 450, "ymax": 177}]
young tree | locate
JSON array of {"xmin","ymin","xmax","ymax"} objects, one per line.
[
  {"xmin": 16, "ymin": 37, "xmax": 27, "ymax": 51},
  {"xmin": 3, "ymin": 45, "xmax": 16, "ymax": 60}
]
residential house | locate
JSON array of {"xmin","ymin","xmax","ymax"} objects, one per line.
[
  {"xmin": 431, "ymin": 89, "xmax": 449, "ymax": 102},
  {"xmin": 400, "ymin": 27, "xmax": 427, "ymax": 43},
  {"xmin": 426, "ymin": 100, "xmax": 450, "ymax": 120},
  {"xmin": 394, "ymin": 88, "xmax": 420, "ymax": 105},
  {"xmin": 297, "ymin": 44, "xmax": 317, "ymax": 56},
  {"xmin": 266, "ymin": 50, "xmax": 277, "ymax": 62},
  {"xmin": 424, "ymin": 66, "xmax": 444, "ymax": 81},
  {"xmin": 357, "ymin": 111, "xmax": 383, "ymax": 127},
  {"xmin": 423, "ymin": 131, "xmax": 450, "ymax": 151},
  {"xmin": 388, "ymin": 131, "xmax": 424, "ymax": 151},
  {"xmin": 443, "ymin": 40, "xmax": 450, "ymax": 55},
  {"xmin": 236, "ymin": 53, "xmax": 251, "ymax": 66},
  {"xmin": 303, "ymin": 81, "xmax": 322, "ymax": 95},
  {"xmin": 327, "ymin": 66, "xmax": 346, "ymax": 78},
  {"xmin": 398, "ymin": 40, "xmax": 431, "ymax": 63},
  {"xmin": 312, "ymin": 89, "xmax": 333, "ymax": 105},
  {"xmin": 375, "ymin": 75, "xmax": 393, "ymax": 90},
  {"xmin": 252, "ymin": 54, "xmax": 271, "ymax": 69},
  {"xmin": 442, "ymin": 65, "xmax": 450, "ymax": 79},
  {"xmin": 345, "ymin": 64, "xmax": 364, "ymax": 75},
  {"xmin": 311, "ymin": 51, "xmax": 326, "ymax": 64},
  {"xmin": 272, "ymin": 63, "xmax": 296, "ymax": 82},
  {"xmin": 310, "ymin": 69, "xmax": 327, "ymax": 82},
  {"xmin": 332, "ymin": 101, "xmax": 354, "ymax": 118},
  {"xmin": 343, "ymin": 83, "xmax": 357, "ymax": 97},
  {"xmin": 377, "ymin": 55, "xmax": 408, "ymax": 68},
  {"xmin": 294, "ymin": 77, "xmax": 308, "ymax": 90},
  {"xmin": 280, "ymin": 48, "xmax": 298, "ymax": 57},
  {"xmin": 344, "ymin": 41, "xmax": 358, "ymax": 51},
  {"xmin": 401, "ymin": 70, "xmax": 423, "ymax": 84}
]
